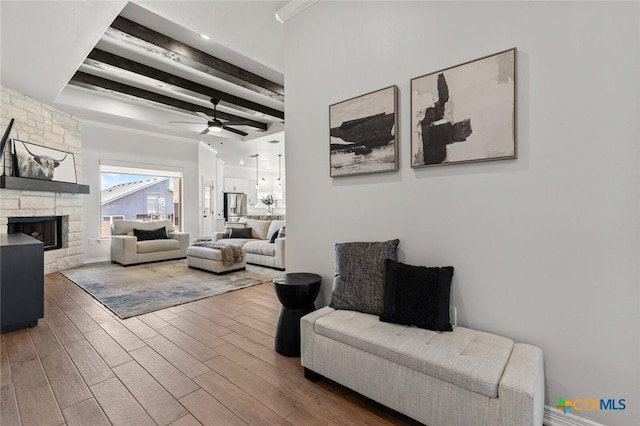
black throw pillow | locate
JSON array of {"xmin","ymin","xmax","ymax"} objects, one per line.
[
  {"xmin": 330, "ymin": 239, "xmax": 399, "ymax": 315},
  {"xmin": 269, "ymin": 231, "xmax": 279, "ymax": 243},
  {"xmin": 133, "ymin": 227, "xmax": 168, "ymax": 241},
  {"xmin": 380, "ymin": 259, "xmax": 454, "ymax": 332},
  {"xmin": 229, "ymin": 227, "xmax": 252, "ymax": 239}
]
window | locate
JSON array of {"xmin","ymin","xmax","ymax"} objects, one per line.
[
  {"xmin": 100, "ymin": 165, "xmax": 183, "ymax": 239},
  {"xmin": 101, "ymin": 215, "xmax": 124, "ymax": 238}
]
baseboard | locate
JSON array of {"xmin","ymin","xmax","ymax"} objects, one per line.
[
  {"xmin": 544, "ymin": 406, "xmax": 605, "ymax": 426},
  {"xmin": 83, "ymin": 257, "xmax": 110, "ymax": 264}
]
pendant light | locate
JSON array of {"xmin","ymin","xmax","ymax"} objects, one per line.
[
  {"xmin": 277, "ymin": 154, "xmax": 282, "ymax": 187},
  {"xmin": 251, "ymin": 154, "xmax": 259, "ymax": 188}
]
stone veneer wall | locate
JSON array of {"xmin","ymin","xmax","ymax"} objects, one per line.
[{"xmin": 1, "ymin": 86, "xmax": 84, "ymax": 273}]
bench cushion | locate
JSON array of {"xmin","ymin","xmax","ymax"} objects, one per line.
[
  {"xmin": 314, "ymin": 309, "xmax": 514, "ymax": 398},
  {"xmin": 187, "ymin": 245, "xmax": 225, "ymax": 261}
]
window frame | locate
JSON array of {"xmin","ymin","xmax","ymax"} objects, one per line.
[{"xmin": 99, "ymin": 164, "xmax": 184, "ymax": 240}]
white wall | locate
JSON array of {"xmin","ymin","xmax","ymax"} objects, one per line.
[
  {"xmin": 81, "ymin": 123, "xmax": 199, "ymax": 261},
  {"xmin": 284, "ymin": 2, "xmax": 639, "ymax": 425}
]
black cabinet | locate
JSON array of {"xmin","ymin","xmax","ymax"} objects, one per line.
[{"xmin": 1, "ymin": 233, "xmax": 44, "ymax": 333}]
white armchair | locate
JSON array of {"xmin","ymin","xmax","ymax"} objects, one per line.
[{"xmin": 110, "ymin": 220, "xmax": 189, "ymax": 266}]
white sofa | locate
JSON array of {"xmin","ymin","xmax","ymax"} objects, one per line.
[
  {"xmin": 110, "ymin": 220, "xmax": 190, "ymax": 266},
  {"xmin": 301, "ymin": 306, "xmax": 544, "ymax": 426},
  {"xmin": 214, "ymin": 218, "xmax": 285, "ymax": 270}
]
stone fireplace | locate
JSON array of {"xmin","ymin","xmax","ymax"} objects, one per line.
[
  {"xmin": 8, "ymin": 215, "xmax": 65, "ymax": 251},
  {"xmin": 1, "ymin": 86, "xmax": 84, "ymax": 273}
]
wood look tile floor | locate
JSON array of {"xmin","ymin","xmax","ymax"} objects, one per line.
[{"xmin": 0, "ymin": 272, "xmax": 418, "ymax": 426}]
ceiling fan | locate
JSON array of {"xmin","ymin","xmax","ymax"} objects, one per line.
[{"xmin": 170, "ymin": 99, "xmax": 251, "ymax": 137}]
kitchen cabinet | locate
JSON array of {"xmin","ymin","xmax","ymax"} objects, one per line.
[{"xmin": 223, "ymin": 178, "xmax": 245, "ymax": 193}]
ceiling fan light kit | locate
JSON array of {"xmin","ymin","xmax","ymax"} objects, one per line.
[{"xmin": 171, "ymin": 98, "xmax": 252, "ymax": 137}]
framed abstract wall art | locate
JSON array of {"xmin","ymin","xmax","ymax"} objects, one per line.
[
  {"xmin": 411, "ymin": 48, "xmax": 516, "ymax": 168},
  {"xmin": 329, "ymin": 85, "xmax": 398, "ymax": 177}
]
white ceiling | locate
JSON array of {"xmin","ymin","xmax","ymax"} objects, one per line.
[{"xmin": 0, "ymin": 0, "xmax": 288, "ymax": 168}]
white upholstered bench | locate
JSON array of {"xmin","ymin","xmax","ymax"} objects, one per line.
[{"xmin": 301, "ymin": 306, "xmax": 544, "ymax": 426}]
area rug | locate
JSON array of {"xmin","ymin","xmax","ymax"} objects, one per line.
[{"xmin": 61, "ymin": 259, "xmax": 277, "ymax": 319}]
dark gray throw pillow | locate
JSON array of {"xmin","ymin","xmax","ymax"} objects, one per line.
[
  {"xmin": 229, "ymin": 227, "xmax": 252, "ymax": 239},
  {"xmin": 223, "ymin": 222, "xmax": 246, "ymax": 238},
  {"xmin": 329, "ymin": 239, "xmax": 399, "ymax": 315},
  {"xmin": 133, "ymin": 227, "xmax": 168, "ymax": 241},
  {"xmin": 380, "ymin": 259, "xmax": 454, "ymax": 332}
]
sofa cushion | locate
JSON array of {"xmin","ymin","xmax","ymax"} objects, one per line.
[
  {"xmin": 381, "ymin": 259, "xmax": 454, "ymax": 332},
  {"xmin": 314, "ymin": 308, "xmax": 514, "ymax": 398},
  {"xmin": 266, "ymin": 220, "xmax": 285, "ymax": 241},
  {"xmin": 113, "ymin": 219, "xmax": 174, "ymax": 236},
  {"xmin": 216, "ymin": 238, "xmax": 256, "ymax": 247},
  {"xmin": 229, "ymin": 227, "xmax": 252, "ymax": 239},
  {"xmin": 133, "ymin": 227, "xmax": 168, "ymax": 241},
  {"xmin": 330, "ymin": 239, "xmax": 399, "ymax": 315},
  {"xmin": 244, "ymin": 240, "xmax": 276, "ymax": 257},
  {"xmin": 239, "ymin": 218, "xmax": 271, "ymax": 240},
  {"xmin": 137, "ymin": 239, "xmax": 179, "ymax": 253}
]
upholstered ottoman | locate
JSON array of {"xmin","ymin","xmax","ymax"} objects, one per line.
[{"xmin": 187, "ymin": 244, "xmax": 246, "ymax": 274}]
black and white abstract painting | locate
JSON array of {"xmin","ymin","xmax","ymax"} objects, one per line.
[
  {"xmin": 14, "ymin": 140, "xmax": 77, "ymax": 183},
  {"xmin": 411, "ymin": 48, "xmax": 516, "ymax": 168},
  {"xmin": 329, "ymin": 85, "xmax": 398, "ymax": 177}
]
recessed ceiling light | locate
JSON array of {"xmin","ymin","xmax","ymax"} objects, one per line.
[
  {"xmin": 199, "ymin": 34, "xmax": 210, "ymax": 40},
  {"xmin": 239, "ymin": 160, "xmax": 244, "ymax": 165}
]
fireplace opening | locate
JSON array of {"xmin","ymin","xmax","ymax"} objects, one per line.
[{"xmin": 8, "ymin": 216, "xmax": 63, "ymax": 251}]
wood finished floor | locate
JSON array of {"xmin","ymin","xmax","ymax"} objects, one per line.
[{"xmin": 0, "ymin": 272, "xmax": 417, "ymax": 426}]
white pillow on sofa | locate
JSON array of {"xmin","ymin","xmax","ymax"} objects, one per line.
[
  {"xmin": 239, "ymin": 218, "xmax": 271, "ymax": 240},
  {"xmin": 266, "ymin": 220, "xmax": 285, "ymax": 241}
]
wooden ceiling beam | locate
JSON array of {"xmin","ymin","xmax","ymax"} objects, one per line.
[
  {"xmin": 69, "ymin": 71, "xmax": 268, "ymax": 131},
  {"xmin": 86, "ymin": 49, "xmax": 284, "ymax": 121},
  {"xmin": 110, "ymin": 16, "xmax": 284, "ymax": 102},
  {"xmin": 207, "ymin": 88, "xmax": 284, "ymax": 122}
]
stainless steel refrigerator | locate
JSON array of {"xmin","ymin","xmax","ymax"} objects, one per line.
[{"xmin": 223, "ymin": 192, "xmax": 247, "ymax": 221}]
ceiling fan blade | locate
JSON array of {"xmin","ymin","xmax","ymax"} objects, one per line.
[
  {"xmin": 195, "ymin": 111, "xmax": 212, "ymax": 120},
  {"xmin": 200, "ymin": 128, "xmax": 210, "ymax": 135},
  {"xmin": 222, "ymin": 126, "xmax": 248, "ymax": 137},
  {"xmin": 169, "ymin": 121, "xmax": 205, "ymax": 124}
]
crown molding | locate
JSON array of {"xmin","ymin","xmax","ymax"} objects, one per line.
[{"xmin": 275, "ymin": 0, "xmax": 318, "ymax": 23}]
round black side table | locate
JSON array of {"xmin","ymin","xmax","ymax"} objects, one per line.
[{"xmin": 273, "ymin": 272, "xmax": 321, "ymax": 357}]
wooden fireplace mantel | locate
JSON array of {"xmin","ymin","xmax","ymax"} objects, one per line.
[{"xmin": 0, "ymin": 175, "xmax": 90, "ymax": 194}]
